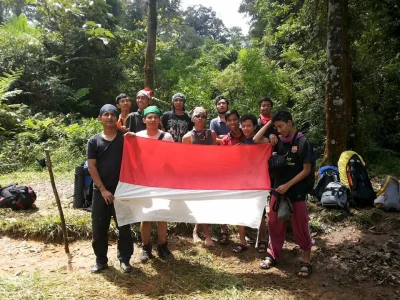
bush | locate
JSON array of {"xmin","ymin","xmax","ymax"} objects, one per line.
[{"xmin": 0, "ymin": 105, "xmax": 102, "ymax": 173}]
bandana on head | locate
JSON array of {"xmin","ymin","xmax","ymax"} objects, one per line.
[
  {"xmin": 142, "ymin": 105, "xmax": 162, "ymax": 118},
  {"xmin": 172, "ymin": 93, "xmax": 185, "ymax": 102},
  {"xmin": 99, "ymin": 104, "xmax": 119, "ymax": 117},
  {"xmin": 191, "ymin": 107, "xmax": 207, "ymax": 122},
  {"xmin": 137, "ymin": 87, "xmax": 152, "ymax": 99}
]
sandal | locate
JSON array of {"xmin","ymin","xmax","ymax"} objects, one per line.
[
  {"xmin": 232, "ymin": 243, "xmax": 248, "ymax": 253},
  {"xmin": 259, "ymin": 254, "xmax": 276, "ymax": 269},
  {"xmin": 245, "ymin": 235, "xmax": 255, "ymax": 245},
  {"xmin": 297, "ymin": 261, "xmax": 312, "ymax": 278},
  {"xmin": 219, "ymin": 232, "xmax": 229, "ymax": 245},
  {"xmin": 257, "ymin": 241, "xmax": 267, "ymax": 253}
]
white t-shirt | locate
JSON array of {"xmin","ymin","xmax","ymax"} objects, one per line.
[{"xmin": 136, "ymin": 129, "xmax": 174, "ymax": 142}]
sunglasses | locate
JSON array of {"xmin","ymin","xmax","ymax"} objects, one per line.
[{"xmin": 194, "ymin": 115, "xmax": 207, "ymax": 119}]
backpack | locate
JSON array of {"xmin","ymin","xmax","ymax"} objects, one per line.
[
  {"xmin": 0, "ymin": 183, "xmax": 37, "ymax": 210},
  {"xmin": 311, "ymin": 166, "xmax": 339, "ymax": 200},
  {"xmin": 345, "ymin": 153, "xmax": 376, "ymax": 207},
  {"xmin": 374, "ymin": 176, "xmax": 400, "ymax": 211},
  {"xmin": 272, "ymin": 133, "xmax": 316, "ymax": 193},
  {"xmin": 321, "ymin": 182, "xmax": 348, "ymax": 208},
  {"xmin": 298, "ymin": 136, "xmax": 316, "ymax": 194}
]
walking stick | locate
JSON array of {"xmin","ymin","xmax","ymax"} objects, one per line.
[{"xmin": 45, "ymin": 150, "xmax": 70, "ymax": 254}]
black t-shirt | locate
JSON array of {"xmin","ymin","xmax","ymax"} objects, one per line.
[
  {"xmin": 161, "ymin": 111, "xmax": 193, "ymax": 143},
  {"xmin": 257, "ymin": 118, "xmax": 279, "ymax": 139},
  {"xmin": 272, "ymin": 136, "xmax": 313, "ymax": 202},
  {"xmin": 87, "ymin": 131, "xmax": 124, "ymax": 193},
  {"xmin": 125, "ymin": 111, "xmax": 146, "ymax": 133},
  {"xmin": 239, "ymin": 137, "xmax": 255, "ymax": 145}
]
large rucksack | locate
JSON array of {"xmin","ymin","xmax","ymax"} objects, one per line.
[
  {"xmin": 311, "ymin": 166, "xmax": 339, "ymax": 200},
  {"xmin": 298, "ymin": 136, "xmax": 316, "ymax": 194},
  {"xmin": 0, "ymin": 183, "xmax": 37, "ymax": 210},
  {"xmin": 374, "ymin": 176, "xmax": 400, "ymax": 211},
  {"xmin": 321, "ymin": 181, "xmax": 349, "ymax": 208},
  {"xmin": 339, "ymin": 152, "xmax": 375, "ymax": 207}
]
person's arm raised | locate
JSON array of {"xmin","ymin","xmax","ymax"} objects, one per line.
[{"xmin": 253, "ymin": 122, "xmax": 270, "ymax": 144}]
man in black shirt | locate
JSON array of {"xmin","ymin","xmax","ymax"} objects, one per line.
[
  {"xmin": 125, "ymin": 88, "xmax": 152, "ymax": 133},
  {"xmin": 87, "ymin": 104, "xmax": 133, "ymax": 273},
  {"xmin": 161, "ymin": 93, "xmax": 193, "ymax": 142},
  {"xmin": 257, "ymin": 110, "xmax": 314, "ymax": 278}
]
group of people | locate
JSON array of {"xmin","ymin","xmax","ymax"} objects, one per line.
[{"xmin": 87, "ymin": 88, "xmax": 314, "ymax": 279}]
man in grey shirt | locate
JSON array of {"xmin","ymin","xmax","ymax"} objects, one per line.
[{"xmin": 210, "ymin": 95, "xmax": 230, "ymax": 144}]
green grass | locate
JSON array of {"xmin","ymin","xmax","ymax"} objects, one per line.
[
  {"xmin": 0, "ymin": 170, "xmax": 73, "ymax": 186},
  {"xmin": 0, "ymin": 246, "xmax": 300, "ymax": 300},
  {"xmin": 352, "ymin": 209, "xmax": 384, "ymax": 229}
]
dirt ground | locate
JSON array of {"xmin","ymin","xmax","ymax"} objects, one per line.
[{"xmin": 0, "ymin": 177, "xmax": 399, "ymax": 299}]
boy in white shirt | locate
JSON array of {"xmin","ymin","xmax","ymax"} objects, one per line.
[{"xmin": 127, "ymin": 106, "xmax": 174, "ymax": 262}]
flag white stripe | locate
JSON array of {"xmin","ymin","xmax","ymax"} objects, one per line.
[{"xmin": 114, "ymin": 182, "xmax": 269, "ymax": 228}]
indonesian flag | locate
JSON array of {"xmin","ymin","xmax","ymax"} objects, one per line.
[{"xmin": 114, "ymin": 136, "xmax": 272, "ymax": 228}]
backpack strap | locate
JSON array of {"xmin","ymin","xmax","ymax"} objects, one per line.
[{"xmin": 158, "ymin": 132, "xmax": 165, "ymax": 140}]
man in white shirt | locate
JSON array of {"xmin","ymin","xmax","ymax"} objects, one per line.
[{"xmin": 127, "ymin": 106, "xmax": 174, "ymax": 263}]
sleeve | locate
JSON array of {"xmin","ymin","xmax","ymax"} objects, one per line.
[
  {"xmin": 87, "ymin": 137, "xmax": 97, "ymax": 159},
  {"xmin": 301, "ymin": 139, "xmax": 313, "ymax": 164},
  {"xmin": 164, "ymin": 133, "xmax": 174, "ymax": 142},
  {"xmin": 161, "ymin": 112, "xmax": 169, "ymax": 130},
  {"xmin": 125, "ymin": 114, "xmax": 133, "ymax": 132},
  {"xmin": 210, "ymin": 119, "xmax": 217, "ymax": 133},
  {"xmin": 188, "ymin": 117, "xmax": 194, "ymax": 131}
]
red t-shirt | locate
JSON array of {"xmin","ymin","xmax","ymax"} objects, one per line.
[{"xmin": 220, "ymin": 131, "xmax": 246, "ymax": 145}]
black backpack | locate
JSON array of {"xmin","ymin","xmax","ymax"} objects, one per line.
[
  {"xmin": 346, "ymin": 154, "xmax": 376, "ymax": 207},
  {"xmin": 298, "ymin": 136, "xmax": 316, "ymax": 194},
  {"xmin": 0, "ymin": 183, "xmax": 37, "ymax": 210}
]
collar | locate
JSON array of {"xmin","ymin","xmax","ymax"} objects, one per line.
[
  {"xmin": 217, "ymin": 116, "xmax": 226, "ymax": 123},
  {"xmin": 228, "ymin": 130, "xmax": 244, "ymax": 139}
]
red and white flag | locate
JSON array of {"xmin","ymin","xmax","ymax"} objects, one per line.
[{"xmin": 114, "ymin": 136, "xmax": 272, "ymax": 228}]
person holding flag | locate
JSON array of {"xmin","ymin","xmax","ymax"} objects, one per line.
[
  {"xmin": 87, "ymin": 104, "xmax": 133, "ymax": 274},
  {"xmin": 182, "ymin": 107, "xmax": 217, "ymax": 247},
  {"xmin": 126, "ymin": 106, "xmax": 174, "ymax": 263}
]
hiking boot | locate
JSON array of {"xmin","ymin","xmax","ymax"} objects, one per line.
[
  {"xmin": 140, "ymin": 244, "xmax": 154, "ymax": 264},
  {"xmin": 120, "ymin": 261, "xmax": 133, "ymax": 273},
  {"xmin": 91, "ymin": 263, "xmax": 108, "ymax": 273},
  {"xmin": 157, "ymin": 242, "xmax": 174, "ymax": 260}
]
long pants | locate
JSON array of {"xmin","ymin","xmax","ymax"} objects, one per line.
[
  {"xmin": 267, "ymin": 195, "xmax": 313, "ymax": 260},
  {"xmin": 92, "ymin": 189, "xmax": 133, "ymax": 264}
]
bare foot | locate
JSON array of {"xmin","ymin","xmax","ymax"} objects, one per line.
[
  {"xmin": 193, "ymin": 231, "xmax": 202, "ymax": 244},
  {"xmin": 204, "ymin": 237, "xmax": 215, "ymax": 247}
]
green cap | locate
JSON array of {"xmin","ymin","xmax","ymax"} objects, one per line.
[{"xmin": 142, "ymin": 105, "xmax": 162, "ymax": 117}]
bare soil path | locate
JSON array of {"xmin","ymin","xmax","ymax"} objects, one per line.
[
  {"xmin": 1, "ymin": 221, "xmax": 399, "ymax": 299},
  {"xmin": 0, "ymin": 175, "xmax": 399, "ymax": 299}
]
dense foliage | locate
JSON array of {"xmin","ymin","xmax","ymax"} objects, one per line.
[{"xmin": 0, "ymin": 0, "xmax": 399, "ymax": 174}]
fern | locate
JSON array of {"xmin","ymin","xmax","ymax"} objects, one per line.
[
  {"xmin": 0, "ymin": 14, "xmax": 42, "ymax": 45},
  {"xmin": 0, "ymin": 69, "xmax": 24, "ymax": 102},
  {"xmin": 67, "ymin": 88, "xmax": 90, "ymax": 103}
]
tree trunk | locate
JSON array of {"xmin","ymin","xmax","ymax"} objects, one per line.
[
  {"xmin": 323, "ymin": 0, "xmax": 352, "ymax": 165},
  {"xmin": 144, "ymin": 0, "xmax": 157, "ymax": 89}
]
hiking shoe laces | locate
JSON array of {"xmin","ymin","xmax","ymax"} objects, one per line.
[
  {"xmin": 157, "ymin": 243, "xmax": 174, "ymax": 260},
  {"xmin": 140, "ymin": 244, "xmax": 154, "ymax": 264}
]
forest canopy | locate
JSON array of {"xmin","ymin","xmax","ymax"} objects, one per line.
[{"xmin": 0, "ymin": 0, "xmax": 399, "ymax": 174}]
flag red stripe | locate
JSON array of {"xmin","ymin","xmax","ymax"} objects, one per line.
[{"xmin": 120, "ymin": 136, "xmax": 272, "ymax": 190}]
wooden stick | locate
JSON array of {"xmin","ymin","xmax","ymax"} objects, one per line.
[{"xmin": 45, "ymin": 149, "xmax": 70, "ymax": 254}]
